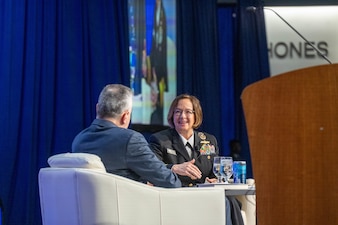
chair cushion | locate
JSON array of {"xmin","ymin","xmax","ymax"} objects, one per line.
[{"xmin": 48, "ymin": 153, "xmax": 106, "ymax": 172}]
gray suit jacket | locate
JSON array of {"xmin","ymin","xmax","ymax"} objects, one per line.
[
  {"xmin": 149, "ymin": 128, "xmax": 219, "ymax": 187},
  {"xmin": 72, "ymin": 119, "xmax": 181, "ymax": 188}
]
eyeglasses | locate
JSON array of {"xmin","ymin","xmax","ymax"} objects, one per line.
[{"xmin": 174, "ymin": 109, "xmax": 195, "ymax": 116}]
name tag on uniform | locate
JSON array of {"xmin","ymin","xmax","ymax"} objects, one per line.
[{"xmin": 166, "ymin": 148, "xmax": 177, "ymax": 155}]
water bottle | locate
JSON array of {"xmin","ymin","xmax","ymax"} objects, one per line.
[{"xmin": 233, "ymin": 161, "xmax": 246, "ymax": 184}]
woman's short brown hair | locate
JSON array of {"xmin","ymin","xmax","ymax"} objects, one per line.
[{"xmin": 167, "ymin": 94, "xmax": 203, "ymax": 129}]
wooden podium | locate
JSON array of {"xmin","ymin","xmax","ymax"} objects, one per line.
[{"xmin": 241, "ymin": 64, "xmax": 338, "ymax": 225}]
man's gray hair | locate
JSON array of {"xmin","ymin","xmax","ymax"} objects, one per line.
[{"xmin": 97, "ymin": 84, "xmax": 133, "ymax": 119}]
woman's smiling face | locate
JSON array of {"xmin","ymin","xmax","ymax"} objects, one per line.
[{"xmin": 173, "ymin": 98, "xmax": 195, "ymax": 137}]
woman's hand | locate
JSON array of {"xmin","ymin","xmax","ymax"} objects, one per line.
[
  {"xmin": 171, "ymin": 159, "xmax": 202, "ymax": 180},
  {"xmin": 205, "ymin": 177, "xmax": 217, "ymax": 183}
]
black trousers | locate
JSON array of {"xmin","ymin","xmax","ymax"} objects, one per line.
[{"xmin": 227, "ymin": 196, "xmax": 244, "ymax": 225}]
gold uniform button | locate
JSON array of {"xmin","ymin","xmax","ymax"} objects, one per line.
[{"xmin": 188, "ymin": 183, "xmax": 193, "ymax": 187}]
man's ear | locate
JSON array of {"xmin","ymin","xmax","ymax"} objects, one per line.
[
  {"xmin": 121, "ymin": 110, "xmax": 130, "ymax": 126},
  {"xmin": 96, "ymin": 103, "xmax": 99, "ymax": 114}
]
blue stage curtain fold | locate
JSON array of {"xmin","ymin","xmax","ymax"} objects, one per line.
[
  {"xmin": 0, "ymin": 1, "xmax": 129, "ymax": 224},
  {"xmin": 234, "ymin": 0, "xmax": 271, "ymax": 178},
  {"xmin": 176, "ymin": 0, "xmax": 225, "ymax": 152},
  {"xmin": 217, "ymin": 6, "xmax": 237, "ymax": 156}
]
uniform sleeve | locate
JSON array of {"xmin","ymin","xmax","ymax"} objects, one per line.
[
  {"xmin": 208, "ymin": 134, "xmax": 220, "ymax": 178},
  {"xmin": 125, "ymin": 132, "xmax": 181, "ymax": 188},
  {"xmin": 213, "ymin": 135, "xmax": 220, "ymax": 155},
  {"xmin": 148, "ymin": 134, "xmax": 165, "ymax": 160}
]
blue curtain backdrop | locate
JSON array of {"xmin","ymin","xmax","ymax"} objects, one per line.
[
  {"xmin": 234, "ymin": 0, "xmax": 271, "ymax": 178},
  {"xmin": 176, "ymin": 0, "xmax": 225, "ymax": 152},
  {"xmin": 0, "ymin": 1, "xmax": 129, "ymax": 224},
  {"xmin": 0, "ymin": 0, "xmax": 269, "ymax": 224},
  {"xmin": 218, "ymin": 7, "xmax": 236, "ymax": 155}
]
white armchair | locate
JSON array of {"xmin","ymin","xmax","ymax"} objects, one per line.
[{"xmin": 38, "ymin": 153, "xmax": 255, "ymax": 225}]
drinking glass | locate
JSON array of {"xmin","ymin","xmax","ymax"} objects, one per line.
[
  {"xmin": 213, "ymin": 156, "xmax": 223, "ymax": 183},
  {"xmin": 221, "ymin": 157, "xmax": 233, "ymax": 184}
]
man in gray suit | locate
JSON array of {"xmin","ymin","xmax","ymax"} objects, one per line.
[{"xmin": 72, "ymin": 84, "xmax": 181, "ymax": 188}]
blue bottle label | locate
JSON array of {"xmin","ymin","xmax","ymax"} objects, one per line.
[{"xmin": 233, "ymin": 161, "xmax": 246, "ymax": 184}]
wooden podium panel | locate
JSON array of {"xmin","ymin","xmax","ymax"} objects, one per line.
[{"xmin": 241, "ymin": 64, "xmax": 338, "ymax": 225}]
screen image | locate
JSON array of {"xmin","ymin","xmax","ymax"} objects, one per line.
[{"xmin": 128, "ymin": 0, "xmax": 176, "ymax": 125}]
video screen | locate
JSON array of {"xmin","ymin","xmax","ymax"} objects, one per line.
[{"xmin": 128, "ymin": 0, "xmax": 177, "ymax": 126}]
